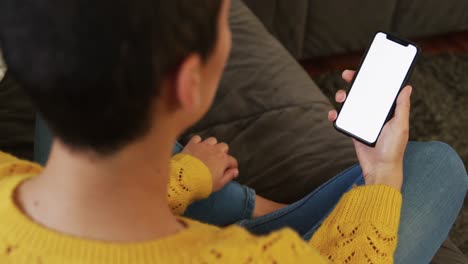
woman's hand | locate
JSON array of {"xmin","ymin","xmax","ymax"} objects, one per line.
[
  {"xmin": 181, "ymin": 135, "xmax": 239, "ymax": 192},
  {"xmin": 328, "ymin": 70, "xmax": 412, "ymax": 191}
]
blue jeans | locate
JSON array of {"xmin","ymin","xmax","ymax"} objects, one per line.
[{"xmin": 181, "ymin": 141, "xmax": 468, "ymax": 264}]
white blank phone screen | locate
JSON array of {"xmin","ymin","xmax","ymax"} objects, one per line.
[{"xmin": 336, "ymin": 32, "xmax": 417, "ymax": 144}]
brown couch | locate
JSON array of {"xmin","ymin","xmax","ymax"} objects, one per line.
[{"xmin": 244, "ymin": 0, "xmax": 468, "ymax": 59}]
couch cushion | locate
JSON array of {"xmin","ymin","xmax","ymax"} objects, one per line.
[
  {"xmin": 244, "ymin": 0, "xmax": 468, "ymax": 59},
  {"xmin": 0, "ymin": 72, "xmax": 35, "ymax": 160},
  {"xmin": 243, "ymin": 0, "xmax": 309, "ymax": 58},
  {"xmin": 392, "ymin": 0, "xmax": 468, "ymax": 38},
  {"xmin": 303, "ymin": 0, "xmax": 396, "ymax": 58},
  {"xmin": 181, "ymin": 0, "xmax": 357, "ymax": 203}
]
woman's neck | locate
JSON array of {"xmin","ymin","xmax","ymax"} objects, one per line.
[{"xmin": 16, "ymin": 133, "xmax": 185, "ymax": 242}]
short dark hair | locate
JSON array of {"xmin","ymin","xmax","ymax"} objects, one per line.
[{"xmin": 0, "ymin": 0, "xmax": 222, "ymax": 154}]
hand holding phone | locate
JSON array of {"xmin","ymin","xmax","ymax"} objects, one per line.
[
  {"xmin": 328, "ymin": 70, "xmax": 412, "ymax": 191},
  {"xmin": 334, "ymin": 32, "xmax": 419, "ymax": 146}
]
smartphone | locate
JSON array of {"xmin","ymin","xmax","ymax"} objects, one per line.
[{"xmin": 334, "ymin": 32, "xmax": 420, "ymax": 147}]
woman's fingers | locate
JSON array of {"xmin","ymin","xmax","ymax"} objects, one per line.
[
  {"xmin": 328, "ymin": 69, "xmax": 354, "ymax": 124},
  {"xmin": 329, "ymin": 83, "xmax": 348, "ymax": 123},
  {"xmin": 328, "ymin": 110, "xmax": 338, "ymax": 122},
  {"xmin": 216, "ymin": 142, "xmax": 229, "ymax": 153},
  {"xmin": 219, "ymin": 168, "xmax": 239, "ymax": 189},
  {"xmin": 335, "ymin": 90, "xmax": 347, "ymax": 103},
  {"xmin": 342, "ymin": 70, "xmax": 356, "ymax": 83},
  {"xmin": 188, "ymin": 135, "xmax": 202, "ymax": 144},
  {"xmin": 223, "ymin": 168, "xmax": 239, "ymax": 180},
  {"xmin": 226, "ymin": 155, "xmax": 238, "ymax": 170},
  {"xmin": 204, "ymin": 137, "xmax": 218, "ymax": 145}
]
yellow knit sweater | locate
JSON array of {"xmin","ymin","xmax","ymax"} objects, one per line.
[{"xmin": 0, "ymin": 152, "xmax": 402, "ymax": 263}]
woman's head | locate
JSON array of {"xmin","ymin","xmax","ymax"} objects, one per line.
[{"xmin": 0, "ymin": 0, "xmax": 231, "ymax": 155}]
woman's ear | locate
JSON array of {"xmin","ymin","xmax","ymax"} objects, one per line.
[{"xmin": 174, "ymin": 54, "xmax": 202, "ymax": 113}]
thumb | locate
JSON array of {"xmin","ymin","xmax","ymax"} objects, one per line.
[
  {"xmin": 394, "ymin": 85, "xmax": 412, "ymax": 125},
  {"xmin": 215, "ymin": 168, "xmax": 238, "ymax": 191},
  {"xmin": 223, "ymin": 168, "xmax": 239, "ymax": 180}
]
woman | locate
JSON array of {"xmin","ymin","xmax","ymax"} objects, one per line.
[{"xmin": 0, "ymin": 0, "xmax": 466, "ymax": 263}]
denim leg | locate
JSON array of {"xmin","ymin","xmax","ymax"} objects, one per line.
[
  {"xmin": 238, "ymin": 165, "xmax": 365, "ymax": 237},
  {"xmin": 238, "ymin": 141, "xmax": 468, "ymax": 263},
  {"xmin": 184, "ymin": 181, "xmax": 256, "ymax": 226},
  {"xmin": 395, "ymin": 142, "xmax": 468, "ymax": 264},
  {"xmin": 172, "ymin": 141, "xmax": 185, "ymax": 155},
  {"xmin": 173, "ymin": 141, "xmax": 256, "ymax": 226}
]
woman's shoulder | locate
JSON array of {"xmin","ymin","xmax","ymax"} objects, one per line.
[
  {"xmin": 180, "ymin": 218, "xmax": 327, "ymax": 263},
  {"xmin": 0, "ymin": 152, "xmax": 42, "ymax": 180}
]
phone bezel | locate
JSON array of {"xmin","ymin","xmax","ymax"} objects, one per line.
[{"xmin": 333, "ymin": 31, "xmax": 421, "ymax": 147}]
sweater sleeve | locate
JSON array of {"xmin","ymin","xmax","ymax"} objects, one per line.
[
  {"xmin": 0, "ymin": 152, "xmax": 42, "ymax": 180},
  {"xmin": 167, "ymin": 154, "xmax": 213, "ymax": 215},
  {"xmin": 309, "ymin": 185, "xmax": 402, "ymax": 263}
]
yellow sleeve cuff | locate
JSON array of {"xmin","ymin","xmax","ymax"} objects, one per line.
[
  {"xmin": 310, "ymin": 185, "xmax": 402, "ymax": 263},
  {"xmin": 171, "ymin": 154, "xmax": 213, "ymax": 199},
  {"xmin": 168, "ymin": 154, "xmax": 213, "ymax": 215},
  {"xmin": 324, "ymin": 185, "xmax": 402, "ymax": 230}
]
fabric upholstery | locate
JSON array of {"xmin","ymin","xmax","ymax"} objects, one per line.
[
  {"xmin": 181, "ymin": 0, "xmax": 357, "ymax": 203},
  {"xmin": 244, "ymin": 0, "xmax": 468, "ymax": 58}
]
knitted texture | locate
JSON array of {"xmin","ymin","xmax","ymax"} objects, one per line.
[
  {"xmin": 168, "ymin": 154, "xmax": 213, "ymax": 215},
  {"xmin": 0, "ymin": 152, "xmax": 402, "ymax": 263}
]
